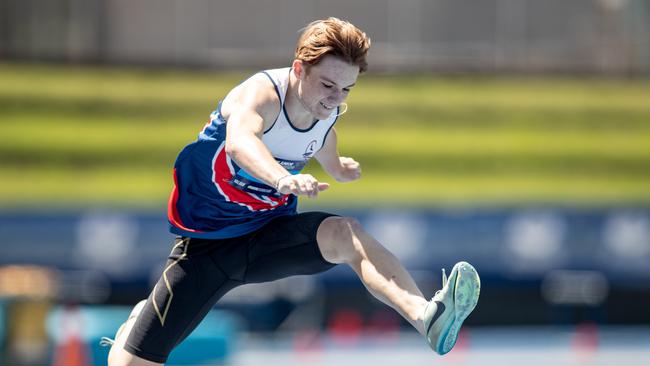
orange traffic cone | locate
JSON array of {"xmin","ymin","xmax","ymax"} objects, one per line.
[{"xmin": 52, "ymin": 305, "xmax": 90, "ymax": 366}]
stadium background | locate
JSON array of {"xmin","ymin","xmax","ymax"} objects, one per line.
[{"xmin": 1, "ymin": 0, "xmax": 649, "ymax": 365}]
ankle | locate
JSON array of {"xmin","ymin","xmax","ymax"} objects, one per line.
[{"xmin": 410, "ymin": 301, "xmax": 429, "ymax": 335}]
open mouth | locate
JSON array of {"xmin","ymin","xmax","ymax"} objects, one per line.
[{"xmin": 319, "ymin": 101, "xmax": 335, "ymax": 110}]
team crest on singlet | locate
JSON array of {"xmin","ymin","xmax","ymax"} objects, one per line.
[{"xmin": 303, "ymin": 140, "xmax": 318, "ymax": 159}]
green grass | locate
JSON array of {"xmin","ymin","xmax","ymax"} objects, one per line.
[{"xmin": 1, "ymin": 62, "xmax": 649, "ymax": 208}]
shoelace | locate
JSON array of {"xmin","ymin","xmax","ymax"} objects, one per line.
[
  {"xmin": 442, "ymin": 268, "xmax": 448, "ymax": 287},
  {"xmin": 433, "ymin": 268, "xmax": 448, "ymax": 297},
  {"xmin": 99, "ymin": 337, "xmax": 115, "ymax": 347},
  {"xmin": 98, "ymin": 311, "xmax": 139, "ymax": 347}
]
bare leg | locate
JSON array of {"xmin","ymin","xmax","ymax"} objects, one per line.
[
  {"xmin": 316, "ymin": 216, "xmax": 429, "ymax": 335},
  {"xmin": 108, "ymin": 301, "xmax": 162, "ymax": 366}
]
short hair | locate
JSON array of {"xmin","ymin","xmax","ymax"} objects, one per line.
[{"xmin": 295, "ymin": 17, "xmax": 371, "ymax": 73}]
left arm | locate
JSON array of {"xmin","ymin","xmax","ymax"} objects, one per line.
[{"xmin": 314, "ymin": 127, "xmax": 361, "ymax": 182}]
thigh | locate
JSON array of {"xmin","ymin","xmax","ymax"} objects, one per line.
[
  {"xmin": 244, "ymin": 212, "xmax": 338, "ymax": 284},
  {"xmin": 124, "ymin": 237, "xmax": 241, "ymax": 364}
]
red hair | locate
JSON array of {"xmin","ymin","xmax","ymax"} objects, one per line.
[{"xmin": 295, "ymin": 17, "xmax": 371, "ymax": 73}]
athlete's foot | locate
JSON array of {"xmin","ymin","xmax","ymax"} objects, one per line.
[{"xmin": 422, "ymin": 261, "xmax": 480, "ymax": 355}]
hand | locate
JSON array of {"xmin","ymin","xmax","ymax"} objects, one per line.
[
  {"xmin": 337, "ymin": 157, "xmax": 361, "ymax": 182},
  {"xmin": 276, "ymin": 174, "xmax": 330, "ymax": 198}
]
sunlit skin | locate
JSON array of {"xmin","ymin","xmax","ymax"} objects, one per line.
[
  {"xmin": 217, "ymin": 54, "xmax": 362, "ymax": 199},
  {"xmin": 287, "ymin": 55, "xmax": 359, "ymax": 125},
  {"xmin": 108, "ymin": 46, "xmax": 447, "ymax": 366}
]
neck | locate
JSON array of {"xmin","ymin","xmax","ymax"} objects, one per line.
[{"xmin": 285, "ymin": 71, "xmax": 317, "ymax": 128}]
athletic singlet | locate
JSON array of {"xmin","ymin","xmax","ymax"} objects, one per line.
[{"xmin": 167, "ymin": 68, "xmax": 339, "ymax": 239}]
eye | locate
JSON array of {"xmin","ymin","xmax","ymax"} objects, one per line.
[
  {"xmin": 321, "ymin": 83, "xmax": 333, "ymax": 89},
  {"xmin": 343, "ymin": 88, "xmax": 351, "ymax": 93}
]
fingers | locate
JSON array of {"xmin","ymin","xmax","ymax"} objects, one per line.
[
  {"xmin": 318, "ymin": 182, "xmax": 330, "ymax": 191},
  {"xmin": 340, "ymin": 156, "xmax": 358, "ymax": 168},
  {"xmin": 351, "ymin": 169, "xmax": 361, "ymax": 180},
  {"xmin": 339, "ymin": 157, "xmax": 362, "ymax": 181},
  {"xmin": 277, "ymin": 174, "xmax": 328, "ymax": 198}
]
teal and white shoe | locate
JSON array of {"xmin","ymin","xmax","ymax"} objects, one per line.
[{"xmin": 423, "ymin": 261, "xmax": 480, "ymax": 355}]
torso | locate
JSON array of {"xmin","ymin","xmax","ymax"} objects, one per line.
[{"xmin": 167, "ymin": 67, "xmax": 340, "ymax": 239}]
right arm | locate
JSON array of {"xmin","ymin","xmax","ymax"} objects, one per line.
[{"xmin": 223, "ymin": 75, "xmax": 328, "ymax": 197}]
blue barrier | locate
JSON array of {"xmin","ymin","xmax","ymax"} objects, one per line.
[
  {"xmin": 2, "ymin": 208, "xmax": 649, "ymax": 285},
  {"xmin": 3, "ymin": 207, "xmax": 650, "ymax": 331}
]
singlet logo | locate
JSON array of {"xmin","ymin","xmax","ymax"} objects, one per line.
[{"xmin": 303, "ymin": 140, "xmax": 317, "ymax": 159}]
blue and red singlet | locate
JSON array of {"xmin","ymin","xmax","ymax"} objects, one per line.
[{"xmin": 168, "ymin": 68, "xmax": 339, "ymax": 239}]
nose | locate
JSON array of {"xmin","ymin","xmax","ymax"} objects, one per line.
[{"xmin": 328, "ymin": 89, "xmax": 344, "ymax": 103}]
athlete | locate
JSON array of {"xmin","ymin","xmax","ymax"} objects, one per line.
[{"xmin": 107, "ymin": 17, "xmax": 480, "ymax": 366}]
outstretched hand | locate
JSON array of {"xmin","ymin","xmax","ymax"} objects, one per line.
[
  {"xmin": 337, "ymin": 156, "xmax": 361, "ymax": 182},
  {"xmin": 277, "ymin": 174, "xmax": 329, "ymax": 198}
]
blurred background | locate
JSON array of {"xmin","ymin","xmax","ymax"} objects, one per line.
[{"xmin": 1, "ymin": 0, "xmax": 649, "ymax": 365}]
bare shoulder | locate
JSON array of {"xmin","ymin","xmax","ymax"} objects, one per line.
[{"xmin": 221, "ymin": 73, "xmax": 280, "ymax": 126}]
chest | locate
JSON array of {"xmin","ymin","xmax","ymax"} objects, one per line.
[{"xmin": 262, "ymin": 118, "xmax": 332, "ymax": 161}]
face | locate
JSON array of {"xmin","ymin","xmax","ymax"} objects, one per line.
[{"xmin": 295, "ymin": 55, "xmax": 360, "ymax": 120}]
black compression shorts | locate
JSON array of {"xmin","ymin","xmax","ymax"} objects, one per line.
[{"xmin": 124, "ymin": 211, "xmax": 338, "ymax": 363}]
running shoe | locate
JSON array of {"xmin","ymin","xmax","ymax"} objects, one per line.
[{"xmin": 423, "ymin": 261, "xmax": 480, "ymax": 355}]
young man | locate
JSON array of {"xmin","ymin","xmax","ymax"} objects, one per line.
[{"xmin": 107, "ymin": 17, "xmax": 480, "ymax": 366}]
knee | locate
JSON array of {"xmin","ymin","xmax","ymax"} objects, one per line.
[{"xmin": 317, "ymin": 216, "xmax": 364, "ymax": 264}]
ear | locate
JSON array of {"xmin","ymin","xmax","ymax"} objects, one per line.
[{"xmin": 292, "ymin": 59, "xmax": 305, "ymax": 80}]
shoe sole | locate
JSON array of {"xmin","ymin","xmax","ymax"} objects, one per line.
[{"xmin": 436, "ymin": 261, "xmax": 481, "ymax": 355}]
